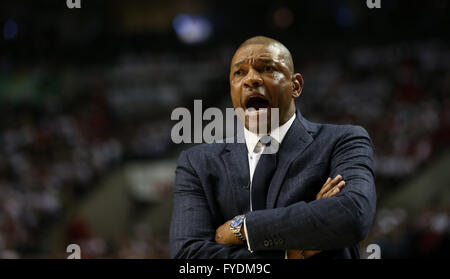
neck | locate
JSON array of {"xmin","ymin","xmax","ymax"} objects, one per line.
[{"xmin": 280, "ymin": 104, "xmax": 296, "ymax": 126}]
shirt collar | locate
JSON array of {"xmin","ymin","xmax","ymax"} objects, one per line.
[{"xmin": 244, "ymin": 112, "xmax": 296, "ymax": 154}]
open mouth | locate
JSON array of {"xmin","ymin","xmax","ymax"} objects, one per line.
[{"xmin": 245, "ymin": 96, "xmax": 270, "ymax": 111}]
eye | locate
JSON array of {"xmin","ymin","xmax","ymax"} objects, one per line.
[
  {"xmin": 264, "ymin": 65, "xmax": 273, "ymax": 72},
  {"xmin": 234, "ymin": 69, "xmax": 243, "ymax": 76}
]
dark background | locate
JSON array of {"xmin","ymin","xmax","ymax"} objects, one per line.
[{"xmin": 0, "ymin": 0, "xmax": 449, "ymax": 258}]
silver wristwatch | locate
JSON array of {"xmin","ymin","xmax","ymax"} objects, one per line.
[{"xmin": 230, "ymin": 215, "xmax": 246, "ymax": 241}]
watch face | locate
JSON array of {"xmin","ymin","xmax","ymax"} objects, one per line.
[{"xmin": 231, "ymin": 216, "xmax": 242, "ymax": 227}]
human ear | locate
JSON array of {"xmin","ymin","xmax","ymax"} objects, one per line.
[{"xmin": 291, "ymin": 73, "xmax": 303, "ymax": 98}]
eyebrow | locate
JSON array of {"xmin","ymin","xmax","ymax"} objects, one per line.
[{"xmin": 233, "ymin": 58, "xmax": 276, "ymax": 68}]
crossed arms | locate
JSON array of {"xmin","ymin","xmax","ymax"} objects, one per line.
[
  {"xmin": 170, "ymin": 125, "xmax": 376, "ymax": 259},
  {"xmin": 214, "ymin": 175, "xmax": 346, "ymax": 259}
]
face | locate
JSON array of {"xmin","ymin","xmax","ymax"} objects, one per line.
[{"xmin": 229, "ymin": 43, "xmax": 302, "ymax": 133}]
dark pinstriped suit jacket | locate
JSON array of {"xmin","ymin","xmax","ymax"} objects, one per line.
[{"xmin": 170, "ymin": 110, "xmax": 376, "ymax": 259}]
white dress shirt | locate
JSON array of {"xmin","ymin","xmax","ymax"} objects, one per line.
[{"xmin": 242, "ymin": 112, "xmax": 296, "ymax": 255}]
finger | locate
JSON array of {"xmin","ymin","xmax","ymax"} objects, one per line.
[
  {"xmin": 317, "ymin": 176, "xmax": 338, "ymax": 198},
  {"xmin": 327, "ymin": 175, "xmax": 342, "ymax": 189},
  {"xmin": 317, "ymin": 178, "xmax": 335, "ymax": 199},
  {"xmin": 318, "ymin": 175, "xmax": 342, "ymax": 199},
  {"xmin": 336, "ymin": 180, "xmax": 346, "ymax": 189},
  {"xmin": 333, "ymin": 174, "xmax": 343, "ymax": 182},
  {"xmin": 324, "ymin": 187, "xmax": 340, "ymax": 198},
  {"xmin": 326, "ymin": 181, "xmax": 345, "ymax": 198},
  {"xmin": 317, "ymin": 177, "xmax": 331, "ymax": 198},
  {"xmin": 323, "ymin": 186, "xmax": 337, "ymax": 198}
]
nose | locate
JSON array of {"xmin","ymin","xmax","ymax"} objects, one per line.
[{"xmin": 244, "ymin": 68, "xmax": 263, "ymax": 88}]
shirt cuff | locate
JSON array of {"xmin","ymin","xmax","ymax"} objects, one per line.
[{"xmin": 243, "ymin": 218, "xmax": 253, "ymax": 253}]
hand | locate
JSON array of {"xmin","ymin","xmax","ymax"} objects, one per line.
[
  {"xmin": 316, "ymin": 174, "xmax": 346, "ymax": 199},
  {"xmin": 215, "ymin": 220, "xmax": 246, "ymax": 246},
  {"xmin": 214, "ymin": 175, "xmax": 346, "ymax": 252},
  {"xmin": 287, "ymin": 174, "xmax": 346, "ymax": 259}
]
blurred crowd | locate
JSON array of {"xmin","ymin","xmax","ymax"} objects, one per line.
[
  {"xmin": 299, "ymin": 40, "xmax": 450, "ymax": 258},
  {"xmin": 1, "ymin": 38, "xmax": 449, "ymax": 258},
  {"xmin": 0, "ymin": 92, "xmax": 122, "ymax": 257},
  {"xmin": 363, "ymin": 207, "xmax": 450, "ymax": 258},
  {"xmin": 299, "ymin": 40, "xmax": 450, "ymax": 181}
]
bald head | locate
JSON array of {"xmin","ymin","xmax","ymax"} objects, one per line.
[
  {"xmin": 235, "ymin": 36, "xmax": 295, "ymax": 74},
  {"xmin": 229, "ymin": 36, "xmax": 304, "ymax": 129}
]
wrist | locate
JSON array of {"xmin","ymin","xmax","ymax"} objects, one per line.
[{"xmin": 230, "ymin": 215, "xmax": 246, "ymax": 241}]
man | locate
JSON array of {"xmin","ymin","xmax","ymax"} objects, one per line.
[{"xmin": 170, "ymin": 36, "xmax": 376, "ymax": 259}]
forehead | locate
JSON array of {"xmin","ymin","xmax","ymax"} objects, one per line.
[{"xmin": 232, "ymin": 44, "xmax": 285, "ymax": 65}]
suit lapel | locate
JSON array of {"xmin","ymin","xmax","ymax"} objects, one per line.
[
  {"xmin": 222, "ymin": 142, "xmax": 251, "ymax": 214},
  {"xmin": 221, "ymin": 111, "xmax": 314, "ymax": 212},
  {"xmin": 266, "ymin": 113, "xmax": 314, "ymax": 209}
]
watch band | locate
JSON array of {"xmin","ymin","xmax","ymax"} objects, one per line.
[{"xmin": 230, "ymin": 215, "xmax": 246, "ymax": 241}]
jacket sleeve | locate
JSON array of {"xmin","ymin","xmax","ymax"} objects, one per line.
[
  {"xmin": 244, "ymin": 125, "xmax": 377, "ymax": 251},
  {"xmin": 169, "ymin": 150, "xmax": 284, "ymax": 259}
]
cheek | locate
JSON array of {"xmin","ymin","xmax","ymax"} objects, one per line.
[
  {"xmin": 271, "ymin": 72, "xmax": 285, "ymax": 83},
  {"xmin": 280, "ymin": 86, "xmax": 293, "ymax": 105},
  {"xmin": 268, "ymin": 76, "xmax": 291, "ymax": 102},
  {"xmin": 267, "ymin": 73, "xmax": 289, "ymax": 90},
  {"xmin": 230, "ymin": 87, "xmax": 242, "ymax": 106}
]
